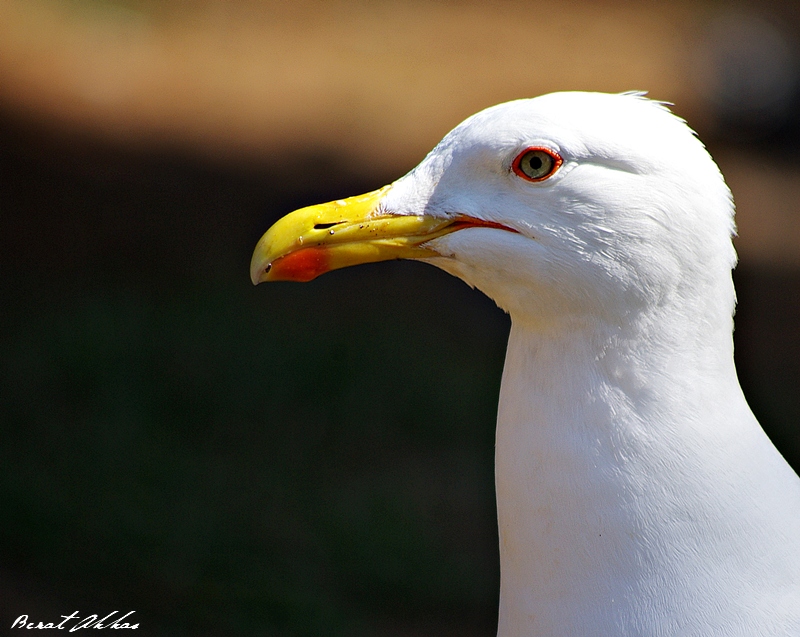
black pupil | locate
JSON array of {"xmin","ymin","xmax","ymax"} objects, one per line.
[{"xmin": 528, "ymin": 154, "xmax": 544, "ymax": 170}]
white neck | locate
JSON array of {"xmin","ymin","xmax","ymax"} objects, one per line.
[{"xmin": 494, "ymin": 313, "xmax": 800, "ymax": 636}]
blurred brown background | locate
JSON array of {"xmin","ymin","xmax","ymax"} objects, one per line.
[{"xmin": 1, "ymin": 1, "xmax": 799, "ymax": 635}]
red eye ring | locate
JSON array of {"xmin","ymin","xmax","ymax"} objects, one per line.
[{"xmin": 511, "ymin": 146, "xmax": 563, "ymax": 182}]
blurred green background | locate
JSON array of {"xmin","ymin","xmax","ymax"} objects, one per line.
[{"xmin": 1, "ymin": 1, "xmax": 799, "ymax": 635}]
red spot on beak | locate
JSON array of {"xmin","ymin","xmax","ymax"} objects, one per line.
[{"xmin": 269, "ymin": 247, "xmax": 331, "ymax": 282}]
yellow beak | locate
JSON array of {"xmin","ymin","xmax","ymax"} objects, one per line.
[{"xmin": 250, "ymin": 185, "xmax": 514, "ymax": 284}]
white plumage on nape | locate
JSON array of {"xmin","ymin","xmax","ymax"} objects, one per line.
[{"xmin": 251, "ymin": 91, "xmax": 800, "ymax": 636}]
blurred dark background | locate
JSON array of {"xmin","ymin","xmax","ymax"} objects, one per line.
[{"xmin": 1, "ymin": 1, "xmax": 799, "ymax": 635}]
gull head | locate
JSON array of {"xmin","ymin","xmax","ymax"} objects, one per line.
[{"xmin": 252, "ymin": 92, "xmax": 737, "ymax": 330}]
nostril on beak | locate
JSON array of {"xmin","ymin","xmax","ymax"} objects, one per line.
[{"xmin": 313, "ymin": 222, "xmax": 344, "ymax": 230}]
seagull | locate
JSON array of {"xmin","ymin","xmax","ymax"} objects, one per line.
[{"xmin": 250, "ymin": 92, "xmax": 800, "ymax": 636}]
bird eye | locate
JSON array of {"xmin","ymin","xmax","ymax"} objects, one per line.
[{"xmin": 512, "ymin": 147, "xmax": 562, "ymax": 182}]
